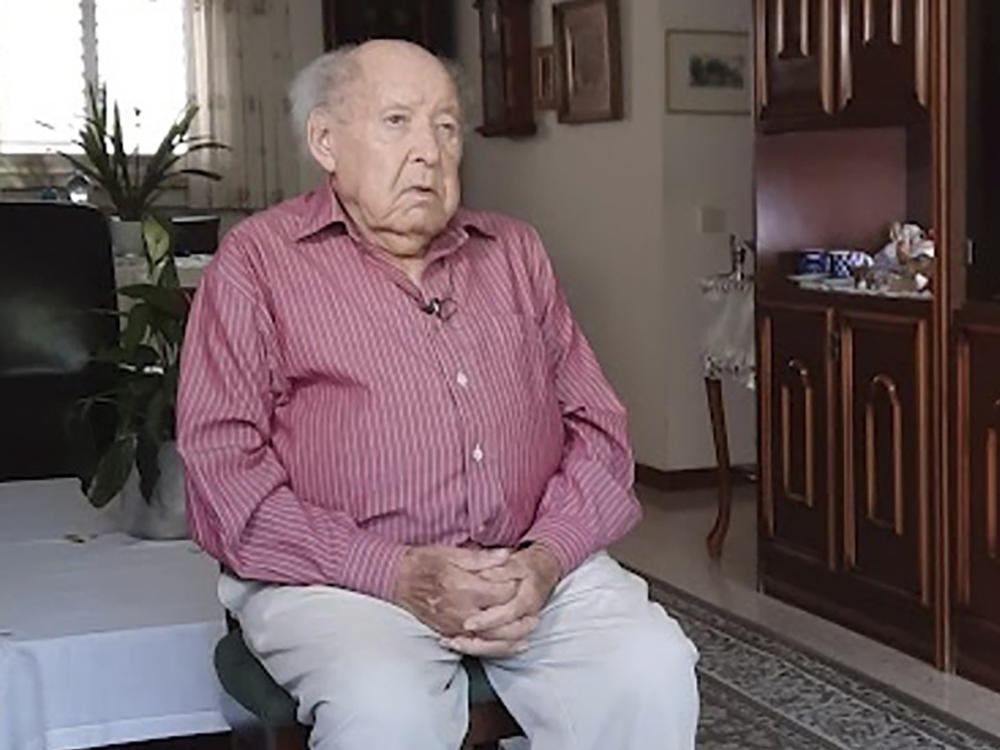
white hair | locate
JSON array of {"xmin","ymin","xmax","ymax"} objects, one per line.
[
  {"xmin": 287, "ymin": 45, "xmax": 468, "ymax": 154},
  {"xmin": 287, "ymin": 46, "xmax": 361, "ymax": 154}
]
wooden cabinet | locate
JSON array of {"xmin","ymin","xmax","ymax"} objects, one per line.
[
  {"xmin": 965, "ymin": 0, "xmax": 1000, "ymax": 303},
  {"xmin": 755, "ymin": 0, "xmax": 836, "ymax": 131},
  {"xmin": 755, "ymin": 0, "xmax": 1000, "ymax": 688},
  {"xmin": 955, "ymin": 318, "xmax": 1000, "ymax": 690},
  {"xmin": 759, "ymin": 302, "xmax": 836, "ymax": 569},
  {"xmin": 837, "ymin": 308, "xmax": 934, "ymax": 657},
  {"xmin": 759, "ymin": 297, "xmax": 936, "ymax": 661},
  {"xmin": 837, "ymin": 0, "xmax": 931, "ymax": 126},
  {"xmin": 755, "ymin": 0, "xmax": 930, "ymax": 132}
]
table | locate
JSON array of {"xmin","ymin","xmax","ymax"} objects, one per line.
[
  {"xmin": 700, "ymin": 274, "xmax": 754, "ymax": 559},
  {"xmin": 0, "ymin": 480, "xmax": 228, "ymax": 750},
  {"xmin": 113, "ymin": 254, "xmax": 213, "ymax": 289}
]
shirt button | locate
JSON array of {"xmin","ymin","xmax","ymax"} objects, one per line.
[
  {"xmin": 456, "ymin": 371, "xmax": 469, "ymax": 388},
  {"xmin": 472, "ymin": 445, "xmax": 484, "ymax": 463}
]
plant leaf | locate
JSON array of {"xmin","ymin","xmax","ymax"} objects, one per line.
[
  {"xmin": 86, "ymin": 434, "xmax": 136, "ymax": 508},
  {"xmin": 136, "ymin": 430, "xmax": 161, "ymax": 502},
  {"xmin": 163, "ymin": 364, "xmax": 180, "ymax": 409},
  {"xmin": 170, "ymin": 167, "xmax": 223, "ymax": 181},
  {"xmin": 128, "ymin": 344, "xmax": 161, "ymax": 368},
  {"xmin": 111, "ymin": 102, "xmax": 133, "ymax": 203},
  {"xmin": 58, "ymin": 153, "xmax": 102, "ymax": 184},
  {"xmin": 135, "ymin": 103, "xmax": 197, "ymax": 206},
  {"xmin": 142, "ymin": 215, "xmax": 171, "ymax": 265},
  {"xmin": 121, "ymin": 302, "xmax": 151, "ymax": 355},
  {"xmin": 144, "ymin": 388, "xmax": 169, "ymax": 442},
  {"xmin": 118, "ymin": 284, "xmax": 188, "ymax": 317},
  {"xmin": 156, "ymin": 255, "xmax": 181, "ymax": 290}
]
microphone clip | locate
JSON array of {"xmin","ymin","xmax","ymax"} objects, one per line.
[{"xmin": 421, "ymin": 298, "xmax": 443, "ymax": 317}]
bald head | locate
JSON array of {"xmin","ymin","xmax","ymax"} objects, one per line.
[
  {"xmin": 293, "ymin": 40, "xmax": 465, "ymax": 259},
  {"xmin": 355, "ymin": 39, "xmax": 454, "ymax": 88},
  {"xmin": 288, "ymin": 41, "xmax": 462, "ymax": 146}
]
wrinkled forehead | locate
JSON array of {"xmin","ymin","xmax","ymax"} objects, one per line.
[{"xmin": 355, "ymin": 53, "xmax": 460, "ymax": 114}]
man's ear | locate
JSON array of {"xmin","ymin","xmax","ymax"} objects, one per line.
[{"xmin": 306, "ymin": 109, "xmax": 337, "ymax": 173}]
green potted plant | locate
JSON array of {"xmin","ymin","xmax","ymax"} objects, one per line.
[
  {"xmin": 62, "ymin": 84, "xmax": 226, "ymax": 257},
  {"xmin": 76, "ymin": 218, "xmax": 192, "ymax": 538}
]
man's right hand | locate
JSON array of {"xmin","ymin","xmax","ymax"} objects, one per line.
[{"xmin": 392, "ymin": 546, "xmax": 518, "ymax": 638}]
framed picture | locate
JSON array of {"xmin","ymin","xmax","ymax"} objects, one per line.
[
  {"xmin": 321, "ymin": 0, "xmax": 455, "ymax": 58},
  {"xmin": 665, "ymin": 30, "xmax": 751, "ymax": 115},
  {"xmin": 533, "ymin": 45, "xmax": 558, "ymax": 110},
  {"xmin": 553, "ymin": 0, "xmax": 623, "ymax": 124}
]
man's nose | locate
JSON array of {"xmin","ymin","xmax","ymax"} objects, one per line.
[{"xmin": 411, "ymin": 121, "xmax": 442, "ymax": 166}]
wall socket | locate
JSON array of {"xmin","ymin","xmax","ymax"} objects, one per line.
[{"xmin": 697, "ymin": 206, "xmax": 726, "ymax": 234}]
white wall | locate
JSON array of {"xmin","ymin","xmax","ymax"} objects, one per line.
[
  {"xmin": 659, "ymin": 0, "xmax": 755, "ymax": 469},
  {"xmin": 456, "ymin": 0, "xmax": 755, "ymax": 471},
  {"xmin": 457, "ymin": 0, "xmax": 670, "ymax": 468}
]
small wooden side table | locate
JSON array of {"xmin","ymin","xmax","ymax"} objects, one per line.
[{"xmin": 700, "ymin": 274, "xmax": 754, "ymax": 559}]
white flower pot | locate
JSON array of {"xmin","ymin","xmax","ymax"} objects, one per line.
[
  {"xmin": 117, "ymin": 441, "xmax": 188, "ymax": 540},
  {"xmin": 109, "ymin": 217, "xmax": 144, "ymax": 258}
]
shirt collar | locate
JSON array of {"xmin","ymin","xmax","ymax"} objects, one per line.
[{"xmin": 293, "ymin": 178, "xmax": 497, "ymax": 247}]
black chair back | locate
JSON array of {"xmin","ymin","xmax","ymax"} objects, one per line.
[{"xmin": 0, "ymin": 202, "xmax": 118, "ymax": 480}]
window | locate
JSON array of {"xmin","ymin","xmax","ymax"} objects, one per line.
[{"xmin": 0, "ymin": 0, "xmax": 187, "ymax": 155}]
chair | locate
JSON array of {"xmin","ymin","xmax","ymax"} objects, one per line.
[
  {"xmin": 214, "ymin": 620, "xmax": 524, "ymax": 750},
  {"xmin": 0, "ymin": 202, "xmax": 118, "ymax": 481}
]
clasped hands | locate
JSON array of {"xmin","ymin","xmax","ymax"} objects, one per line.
[{"xmin": 393, "ymin": 543, "xmax": 561, "ymax": 657}]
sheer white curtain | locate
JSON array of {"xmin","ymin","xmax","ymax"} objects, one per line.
[{"xmin": 185, "ymin": 0, "xmax": 301, "ymax": 210}]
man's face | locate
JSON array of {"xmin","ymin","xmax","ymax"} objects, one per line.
[{"xmin": 321, "ymin": 44, "xmax": 463, "ymax": 255}]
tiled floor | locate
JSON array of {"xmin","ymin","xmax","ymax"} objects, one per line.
[{"xmin": 610, "ymin": 484, "xmax": 1000, "ymax": 738}]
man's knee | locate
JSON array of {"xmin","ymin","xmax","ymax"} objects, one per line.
[
  {"xmin": 606, "ymin": 618, "xmax": 699, "ymax": 708},
  {"xmin": 310, "ymin": 657, "xmax": 444, "ymax": 721},
  {"xmin": 305, "ymin": 658, "xmax": 466, "ymax": 748}
]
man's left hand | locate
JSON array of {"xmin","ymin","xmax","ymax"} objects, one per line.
[{"xmin": 439, "ymin": 544, "xmax": 562, "ymax": 657}]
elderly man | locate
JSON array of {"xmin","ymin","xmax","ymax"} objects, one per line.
[{"xmin": 178, "ymin": 40, "xmax": 698, "ymax": 750}]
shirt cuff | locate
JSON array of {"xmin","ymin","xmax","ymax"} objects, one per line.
[
  {"xmin": 519, "ymin": 517, "xmax": 594, "ymax": 578},
  {"xmin": 340, "ymin": 531, "xmax": 407, "ymax": 601}
]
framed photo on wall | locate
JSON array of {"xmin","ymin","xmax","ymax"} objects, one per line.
[
  {"xmin": 665, "ymin": 30, "xmax": 751, "ymax": 115},
  {"xmin": 553, "ymin": 0, "xmax": 623, "ymax": 123}
]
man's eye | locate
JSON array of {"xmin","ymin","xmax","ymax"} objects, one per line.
[
  {"xmin": 385, "ymin": 113, "xmax": 408, "ymax": 127},
  {"xmin": 437, "ymin": 121, "xmax": 458, "ymax": 134}
]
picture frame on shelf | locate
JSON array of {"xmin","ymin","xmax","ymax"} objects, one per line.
[
  {"xmin": 533, "ymin": 45, "xmax": 558, "ymax": 110},
  {"xmin": 665, "ymin": 29, "xmax": 751, "ymax": 115},
  {"xmin": 553, "ymin": 0, "xmax": 623, "ymax": 124}
]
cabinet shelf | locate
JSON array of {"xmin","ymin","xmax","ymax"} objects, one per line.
[{"xmin": 755, "ymin": 0, "xmax": 930, "ymax": 133}]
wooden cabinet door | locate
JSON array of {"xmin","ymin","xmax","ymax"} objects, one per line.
[
  {"xmin": 956, "ymin": 322, "xmax": 1000, "ymax": 690},
  {"xmin": 836, "ymin": 0, "xmax": 931, "ymax": 126},
  {"xmin": 839, "ymin": 309, "xmax": 934, "ymax": 654},
  {"xmin": 755, "ymin": 0, "xmax": 837, "ymax": 131},
  {"xmin": 759, "ymin": 303, "xmax": 836, "ymax": 567}
]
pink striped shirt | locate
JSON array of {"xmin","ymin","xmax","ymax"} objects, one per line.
[{"xmin": 177, "ymin": 181, "xmax": 641, "ymax": 601}]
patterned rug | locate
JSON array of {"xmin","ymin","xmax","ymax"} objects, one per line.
[{"xmin": 644, "ymin": 574, "xmax": 1000, "ymax": 750}]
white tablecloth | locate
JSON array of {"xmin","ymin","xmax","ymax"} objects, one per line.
[
  {"xmin": 700, "ymin": 276, "xmax": 755, "ymax": 389},
  {"xmin": 0, "ymin": 480, "xmax": 228, "ymax": 750},
  {"xmin": 113, "ymin": 254, "xmax": 213, "ymax": 289}
]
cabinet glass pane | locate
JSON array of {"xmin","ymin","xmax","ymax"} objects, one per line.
[{"xmin": 967, "ymin": 0, "xmax": 1000, "ymax": 302}]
